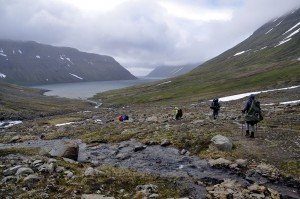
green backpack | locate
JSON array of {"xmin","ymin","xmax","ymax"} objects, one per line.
[{"xmin": 245, "ymin": 100, "xmax": 263, "ymax": 123}]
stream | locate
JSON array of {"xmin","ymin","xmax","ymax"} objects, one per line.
[{"xmin": 0, "ymin": 139, "xmax": 299, "ymax": 198}]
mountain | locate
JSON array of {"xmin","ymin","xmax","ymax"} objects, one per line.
[
  {"xmin": 94, "ymin": 7, "xmax": 300, "ymax": 105},
  {"xmin": 146, "ymin": 64, "xmax": 199, "ymax": 78},
  {"xmin": 0, "ymin": 40, "xmax": 136, "ymax": 85}
]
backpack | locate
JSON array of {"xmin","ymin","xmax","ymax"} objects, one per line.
[
  {"xmin": 177, "ymin": 109, "xmax": 183, "ymax": 117},
  {"xmin": 210, "ymin": 100, "xmax": 220, "ymax": 110},
  {"xmin": 245, "ymin": 100, "xmax": 263, "ymax": 123}
]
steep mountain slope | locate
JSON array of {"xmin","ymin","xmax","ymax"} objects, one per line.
[
  {"xmin": 146, "ymin": 64, "xmax": 198, "ymax": 78},
  {"xmin": 94, "ymin": 8, "xmax": 300, "ymax": 105},
  {"xmin": 0, "ymin": 40, "xmax": 136, "ymax": 85}
]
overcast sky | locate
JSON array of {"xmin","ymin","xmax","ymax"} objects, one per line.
[{"xmin": 1, "ymin": 0, "xmax": 300, "ymax": 76}]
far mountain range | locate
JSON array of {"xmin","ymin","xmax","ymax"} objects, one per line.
[{"xmin": 0, "ymin": 40, "xmax": 136, "ymax": 85}]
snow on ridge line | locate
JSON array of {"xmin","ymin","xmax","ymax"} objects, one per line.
[
  {"xmin": 36, "ymin": 55, "xmax": 40, "ymax": 59},
  {"xmin": 218, "ymin": 85, "xmax": 300, "ymax": 102},
  {"xmin": 69, "ymin": 73, "xmax": 83, "ymax": 80},
  {"xmin": 0, "ymin": 53, "xmax": 7, "ymax": 57},
  {"xmin": 234, "ymin": 51, "xmax": 245, "ymax": 56},
  {"xmin": 283, "ymin": 22, "xmax": 300, "ymax": 35},
  {"xmin": 0, "ymin": 72, "xmax": 6, "ymax": 78},
  {"xmin": 18, "ymin": 49, "xmax": 22, "ymax": 54},
  {"xmin": 0, "ymin": 121, "xmax": 22, "ymax": 129},
  {"xmin": 157, "ymin": 81, "xmax": 172, "ymax": 86},
  {"xmin": 276, "ymin": 20, "xmax": 283, "ymax": 27}
]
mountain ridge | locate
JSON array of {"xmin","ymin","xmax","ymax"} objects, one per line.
[{"xmin": 0, "ymin": 39, "xmax": 136, "ymax": 85}]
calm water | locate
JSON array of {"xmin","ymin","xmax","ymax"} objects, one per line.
[{"xmin": 33, "ymin": 78, "xmax": 161, "ymax": 99}]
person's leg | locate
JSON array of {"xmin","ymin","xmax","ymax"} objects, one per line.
[
  {"xmin": 246, "ymin": 122, "xmax": 250, "ymax": 136},
  {"xmin": 250, "ymin": 123, "xmax": 255, "ymax": 138}
]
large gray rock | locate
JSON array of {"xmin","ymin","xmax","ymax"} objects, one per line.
[
  {"xmin": 210, "ymin": 135, "xmax": 233, "ymax": 151},
  {"xmin": 3, "ymin": 165, "xmax": 22, "ymax": 176},
  {"xmin": 15, "ymin": 167, "xmax": 34, "ymax": 176},
  {"xmin": 49, "ymin": 141, "xmax": 79, "ymax": 160}
]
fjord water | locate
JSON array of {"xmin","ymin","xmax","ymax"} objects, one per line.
[{"xmin": 33, "ymin": 78, "xmax": 161, "ymax": 99}]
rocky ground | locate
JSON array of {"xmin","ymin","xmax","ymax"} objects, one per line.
[{"xmin": 0, "ymin": 87, "xmax": 299, "ymax": 198}]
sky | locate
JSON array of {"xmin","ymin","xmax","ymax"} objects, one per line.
[{"xmin": 0, "ymin": 0, "xmax": 300, "ymax": 76}]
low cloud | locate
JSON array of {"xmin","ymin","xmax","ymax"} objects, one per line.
[{"xmin": 0, "ymin": 0, "xmax": 300, "ymax": 76}]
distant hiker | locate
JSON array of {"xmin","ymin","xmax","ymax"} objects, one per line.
[
  {"xmin": 174, "ymin": 107, "xmax": 183, "ymax": 120},
  {"xmin": 210, "ymin": 98, "xmax": 220, "ymax": 119},
  {"xmin": 118, "ymin": 114, "xmax": 129, "ymax": 122},
  {"xmin": 242, "ymin": 94, "xmax": 263, "ymax": 138}
]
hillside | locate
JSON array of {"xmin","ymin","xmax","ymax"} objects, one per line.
[
  {"xmin": 0, "ymin": 82, "xmax": 89, "ymax": 120},
  {"xmin": 0, "ymin": 40, "xmax": 136, "ymax": 85},
  {"xmin": 146, "ymin": 64, "xmax": 198, "ymax": 78},
  {"xmin": 94, "ymin": 8, "xmax": 300, "ymax": 106}
]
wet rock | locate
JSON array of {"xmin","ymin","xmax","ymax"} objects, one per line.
[
  {"xmin": 134, "ymin": 145, "xmax": 146, "ymax": 152},
  {"xmin": 81, "ymin": 194, "xmax": 115, "ymax": 199},
  {"xmin": 209, "ymin": 135, "xmax": 232, "ymax": 151},
  {"xmin": 84, "ymin": 167, "xmax": 104, "ymax": 176},
  {"xmin": 160, "ymin": 139, "xmax": 171, "ymax": 147},
  {"xmin": 49, "ymin": 141, "xmax": 79, "ymax": 160},
  {"xmin": 208, "ymin": 158, "xmax": 232, "ymax": 168},
  {"xmin": 15, "ymin": 167, "xmax": 34, "ymax": 176},
  {"xmin": 23, "ymin": 174, "xmax": 40, "ymax": 187},
  {"xmin": 1, "ymin": 176, "xmax": 17, "ymax": 184}
]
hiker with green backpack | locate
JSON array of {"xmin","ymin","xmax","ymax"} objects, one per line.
[{"xmin": 242, "ymin": 94, "xmax": 263, "ymax": 138}]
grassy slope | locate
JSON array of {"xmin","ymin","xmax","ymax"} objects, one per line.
[
  {"xmin": 93, "ymin": 36, "xmax": 300, "ymax": 106},
  {"xmin": 0, "ymin": 82, "xmax": 90, "ymax": 120}
]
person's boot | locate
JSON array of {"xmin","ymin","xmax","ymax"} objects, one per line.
[
  {"xmin": 245, "ymin": 130, "xmax": 250, "ymax": 137},
  {"xmin": 250, "ymin": 132, "xmax": 255, "ymax": 138}
]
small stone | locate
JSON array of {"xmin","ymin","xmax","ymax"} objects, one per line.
[
  {"xmin": 63, "ymin": 158, "xmax": 78, "ymax": 164},
  {"xmin": 208, "ymin": 158, "xmax": 232, "ymax": 168},
  {"xmin": 81, "ymin": 194, "xmax": 115, "ymax": 199},
  {"xmin": 55, "ymin": 166, "xmax": 65, "ymax": 173},
  {"xmin": 235, "ymin": 159, "xmax": 247, "ymax": 167},
  {"xmin": 134, "ymin": 145, "xmax": 146, "ymax": 152},
  {"xmin": 180, "ymin": 149, "xmax": 187, "ymax": 155},
  {"xmin": 149, "ymin": 193, "xmax": 159, "ymax": 198},
  {"xmin": 3, "ymin": 165, "xmax": 22, "ymax": 176},
  {"xmin": 64, "ymin": 170, "xmax": 74, "ymax": 178},
  {"xmin": 84, "ymin": 167, "xmax": 104, "ymax": 177},
  {"xmin": 32, "ymin": 160, "xmax": 44, "ymax": 167},
  {"xmin": 161, "ymin": 139, "xmax": 171, "ymax": 147}
]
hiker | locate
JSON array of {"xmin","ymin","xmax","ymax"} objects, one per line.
[
  {"xmin": 210, "ymin": 98, "xmax": 220, "ymax": 119},
  {"xmin": 174, "ymin": 107, "xmax": 183, "ymax": 120},
  {"xmin": 118, "ymin": 114, "xmax": 129, "ymax": 122},
  {"xmin": 242, "ymin": 94, "xmax": 263, "ymax": 138}
]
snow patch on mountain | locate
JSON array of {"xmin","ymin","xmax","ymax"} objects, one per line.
[
  {"xmin": 276, "ymin": 20, "xmax": 283, "ymax": 27},
  {"xmin": 171, "ymin": 67, "xmax": 183, "ymax": 75},
  {"xmin": 66, "ymin": 57, "xmax": 73, "ymax": 64},
  {"xmin": 285, "ymin": 28, "xmax": 300, "ymax": 39},
  {"xmin": 0, "ymin": 53, "xmax": 7, "ymax": 57},
  {"xmin": 280, "ymin": 100, "xmax": 300, "ymax": 105},
  {"xmin": 265, "ymin": 28, "xmax": 273, "ymax": 34},
  {"xmin": 60, "ymin": 55, "xmax": 64, "ymax": 60},
  {"xmin": 69, "ymin": 73, "xmax": 83, "ymax": 80},
  {"xmin": 234, "ymin": 49, "xmax": 251, "ymax": 56},
  {"xmin": 297, "ymin": 57, "xmax": 300, "ymax": 61},
  {"xmin": 283, "ymin": 22, "xmax": 300, "ymax": 35},
  {"xmin": 218, "ymin": 85, "xmax": 299, "ymax": 102},
  {"xmin": 12, "ymin": 50, "xmax": 15, "ymax": 54},
  {"xmin": 274, "ymin": 38, "xmax": 292, "ymax": 47},
  {"xmin": 18, "ymin": 49, "xmax": 22, "ymax": 54},
  {"xmin": 157, "ymin": 81, "xmax": 172, "ymax": 86},
  {"xmin": 260, "ymin": 46, "xmax": 267, "ymax": 50},
  {"xmin": 36, "ymin": 55, "xmax": 40, "ymax": 59},
  {"xmin": 0, "ymin": 73, "xmax": 6, "ymax": 78},
  {"xmin": 0, "ymin": 48, "xmax": 3, "ymax": 53}
]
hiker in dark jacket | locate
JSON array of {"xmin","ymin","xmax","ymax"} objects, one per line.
[
  {"xmin": 242, "ymin": 94, "xmax": 256, "ymax": 138},
  {"xmin": 210, "ymin": 98, "xmax": 220, "ymax": 119},
  {"xmin": 174, "ymin": 107, "xmax": 183, "ymax": 120}
]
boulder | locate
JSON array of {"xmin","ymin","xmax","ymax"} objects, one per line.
[
  {"xmin": 160, "ymin": 139, "xmax": 171, "ymax": 147},
  {"xmin": 9, "ymin": 135, "xmax": 21, "ymax": 143},
  {"xmin": 209, "ymin": 135, "xmax": 232, "ymax": 151},
  {"xmin": 3, "ymin": 165, "xmax": 22, "ymax": 176},
  {"xmin": 49, "ymin": 141, "xmax": 79, "ymax": 160},
  {"xmin": 1, "ymin": 176, "xmax": 17, "ymax": 184}
]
